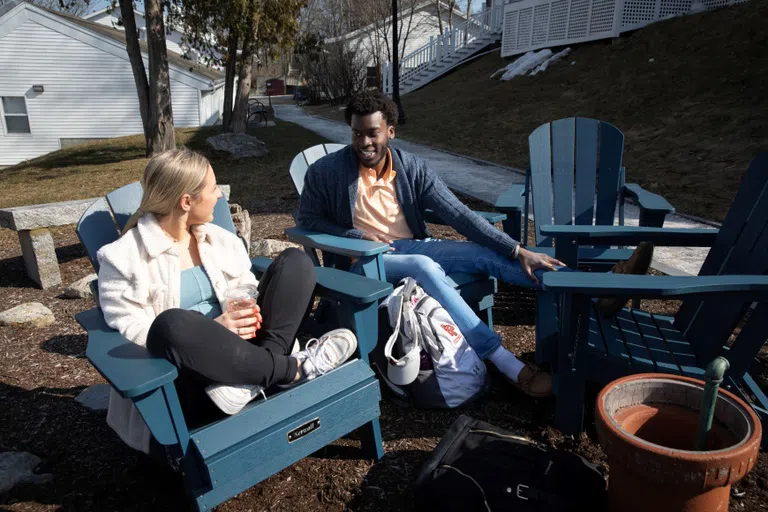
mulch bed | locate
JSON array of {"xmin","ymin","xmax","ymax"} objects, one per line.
[{"xmin": 1, "ymin": 194, "xmax": 767, "ymax": 510}]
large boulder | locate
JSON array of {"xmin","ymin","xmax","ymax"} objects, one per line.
[
  {"xmin": 0, "ymin": 303, "xmax": 55, "ymax": 328},
  {"xmin": 205, "ymin": 133, "xmax": 268, "ymax": 159},
  {"xmin": 250, "ymin": 239, "xmax": 302, "ymax": 259},
  {"xmin": 0, "ymin": 452, "xmax": 53, "ymax": 494},
  {"xmin": 63, "ymin": 273, "xmax": 97, "ymax": 299}
]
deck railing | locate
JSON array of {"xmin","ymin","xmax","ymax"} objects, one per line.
[{"xmin": 382, "ymin": 4, "xmax": 505, "ymax": 94}]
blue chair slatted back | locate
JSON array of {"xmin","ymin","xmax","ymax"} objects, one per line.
[
  {"xmin": 674, "ymin": 153, "xmax": 768, "ymax": 367},
  {"xmin": 528, "ymin": 118, "xmax": 625, "ymax": 247},
  {"xmin": 76, "ymin": 197, "xmax": 120, "ymax": 272},
  {"xmin": 78, "ymin": 182, "xmax": 239, "ymax": 272},
  {"xmin": 106, "ymin": 182, "xmax": 143, "ymax": 232},
  {"xmin": 289, "ymin": 143, "xmax": 347, "ymax": 196}
]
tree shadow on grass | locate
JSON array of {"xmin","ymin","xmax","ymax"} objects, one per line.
[
  {"xmin": 0, "ymin": 382, "xmax": 184, "ymax": 511},
  {"xmin": 2, "ymin": 144, "xmax": 146, "ymax": 174}
]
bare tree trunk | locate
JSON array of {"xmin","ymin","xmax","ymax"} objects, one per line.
[
  {"xmin": 464, "ymin": 0, "xmax": 472, "ymax": 44},
  {"xmin": 145, "ymin": 0, "xmax": 175, "ymax": 155},
  {"xmin": 436, "ymin": 0, "xmax": 443, "ymax": 33},
  {"xmin": 392, "ymin": 0, "xmax": 405, "ymax": 124},
  {"xmin": 119, "ymin": 0, "xmax": 150, "ymax": 151},
  {"xmin": 230, "ymin": 18, "xmax": 258, "ymax": 134},
  {"xmin": 222, "ymin": 32, "xmax": 239, "ymax": 131}
]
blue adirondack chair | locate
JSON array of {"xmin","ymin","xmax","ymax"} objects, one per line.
[
  {"xmin": 285, "ymin": 143, "xmax": 507, "ymax": 330},
  {"xmin": 494, "ymin": 117, "xmax": 675, "ymax": 261},
  {"xmin": 540, "ymin": 153, "xmax": 768, "ymax": 446},
  {"xmin": 74, "ymin": 182, "xmax": 393, "ymax": 511},
  {"xmin": 494, "ymin": 118, "xmax": 676, "ymax": 367}
]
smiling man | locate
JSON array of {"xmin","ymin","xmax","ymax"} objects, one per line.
[{"xmin": 298, "ymin": 91, "xmax": 568, "ymax": 398}]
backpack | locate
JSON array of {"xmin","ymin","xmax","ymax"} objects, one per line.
[
  {"xmin": 414, "ymin": 415, "xmax": 608, "ymax": 512},
  {"xmin": 373, "ymin": 278, "xmax": 490, "ymax": 409}
]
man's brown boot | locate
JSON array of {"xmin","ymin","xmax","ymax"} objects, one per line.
[
  {"xmin": 507, "ymin": 363, "xmax": 552, "ymax": 398},
  {"xmin": 596, "ymin": 241, "xmax": 655, "ymax": 317}
]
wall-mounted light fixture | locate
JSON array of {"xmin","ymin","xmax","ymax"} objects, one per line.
[{"xmin": 32, "ymin": 85, "xmax": 44, "ymax": 93}]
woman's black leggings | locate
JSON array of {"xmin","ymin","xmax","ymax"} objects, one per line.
[{"xmin": 146, "ymin": 248, "xmax": 316, "ymax": 426}]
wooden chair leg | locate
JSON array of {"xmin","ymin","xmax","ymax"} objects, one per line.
[
  {"xmin": 360, "ymin": 419, "xmax": 385, "ymax": 460},
  {"xmin": 535, "ymin": 291, "xmax": 559, "ymax": 368},
  {"xmin": 553, "ymin": 294, "xmax": 590, "ymax": 434}
]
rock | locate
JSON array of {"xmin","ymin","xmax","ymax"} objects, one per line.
[
  {"xmin": 0, "ymin": 452, "xmax": 53, "ymax": 494},
  {"xmin": 63, "ymin": 273, "xmax": 97, "ymax": 299},
  {"xmin": 19, "ymin": 228, "xmax": 61, "ymax": 289},
  {"xmin": 229, "ymin": 203, "xmax": 252, "ymax": 253},
  {"xmin": 0, "ymin": 303, "xmax": 55, "ymax": 328},
  {"xmin": 75, "ymin": 384, "xmax": 111, "ymax": 411},
  {"xmin": 205, "ymin": 133, "xmax": 268, "ymax": 159},
  {"xmin": 250, "ymin": 239, "xmax": 302, "ymax": 259}
]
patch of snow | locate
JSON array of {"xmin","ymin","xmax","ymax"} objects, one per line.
[
  {"xmin": 491, "ymin": 49, "xmax": 553, "ymax": 81},
  {"xmin": 530, "ymin": 48, "xmax": 571, "ymax": 76}
]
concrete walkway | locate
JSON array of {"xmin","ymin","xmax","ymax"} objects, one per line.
[{"xmin": 274, "ymin": 105, "xmax": 714, "ymax": 276}]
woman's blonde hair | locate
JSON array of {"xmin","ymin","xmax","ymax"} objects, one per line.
[{"xmin": 122, "ymin": 148, "xmax": 211, "ymax": 234}]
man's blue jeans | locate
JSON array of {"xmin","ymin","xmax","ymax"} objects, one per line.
[{"xmin": 352, "ymin": 238, "xmax": 555, "ymax": 359}]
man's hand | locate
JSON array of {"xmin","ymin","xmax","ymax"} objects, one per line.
[
  {"xmin": 361, "ymin": 232, "xmax": 394, "ymax": 250},
  {"xmin": 215, "ymin": 306, "xmax": 262, "ymax": 340},
  {"xmin": 515, "ymin": 247, "xmax": 567, "ymax": 285},
  {"xmin": 361, "ymin": 232, "xmax": 393, "ymax": 244}
]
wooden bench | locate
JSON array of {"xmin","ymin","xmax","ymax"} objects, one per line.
[{"xmin": 0, "ymin": 185, "xmax": 230, "ymax": 289}]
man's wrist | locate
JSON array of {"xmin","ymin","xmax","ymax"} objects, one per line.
[{"xmin": 512, "ymin": 245, "xmax": 521, "ymax": 260}]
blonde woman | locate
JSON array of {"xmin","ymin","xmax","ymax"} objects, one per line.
[{"xmin": 97, "ymin": 148, "xmax": 357, "ymax": 453}]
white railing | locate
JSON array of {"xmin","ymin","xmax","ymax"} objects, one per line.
[
  {"xmin": 500, "ymin": 0, "xmax": 748, "ymax": 58},
  {"xmin": 382, "ymin": 4, "xmax": 505, "ymax": 94}
]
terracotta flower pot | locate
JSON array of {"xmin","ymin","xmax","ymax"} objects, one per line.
[{"xmin": 596, "ymin": 374, "xmax": 761, "ymax": 512}]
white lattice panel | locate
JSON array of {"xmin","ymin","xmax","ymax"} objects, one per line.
[
  {"xmin": 590, "ymin": 0, "xmax": 618, "ymax": 34},
  {"xmin": 502, "ymin": 0, "xmax": 748, "ymax": 58},
  {"xmin": 502, "ymin": 10, "xmax": 519, "ymax": 55},
  {"xmin": 517, "ymin": 7, "xmax": 534, "ymax": 48},
  {"xmin": 532, "ymin": 4, "xmax": 551, "ymax": 45},
  {"xmin": 659, "ymin": 0, "xmax": 692, "ymax": 18},
  {"xmin": 567, "ymin": 0, "xmax": 590, "ymax": 39},
  {"xmin": 548, "ymin": 0, "xmax": 569, "ymax": 40}
]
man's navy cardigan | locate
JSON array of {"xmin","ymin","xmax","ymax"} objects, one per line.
[{"xmin": 298, "ymin": 145, "xmax": 520, "ymax": 256}]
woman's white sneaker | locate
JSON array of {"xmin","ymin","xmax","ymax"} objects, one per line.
[
  {"xmin": 205, "ymin": 383, "xmax": 266, "ymax": 415},
  {"xmin": 292, "ymin": 328, "xmax": 358, "ymax": 384}
]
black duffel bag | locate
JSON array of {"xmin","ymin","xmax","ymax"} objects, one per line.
[{"xmin": 414, "ymin": 415, "xmax": 607, "ymax": 511}]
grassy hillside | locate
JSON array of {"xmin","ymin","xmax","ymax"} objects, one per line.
[{"xmin": 390, "ymin": 1, "xmax": 767, "ymax": 222}]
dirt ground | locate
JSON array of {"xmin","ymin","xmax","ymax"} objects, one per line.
[{"xmin": 1, "ymin": 187, "xmax": 767, "ymax": 511}]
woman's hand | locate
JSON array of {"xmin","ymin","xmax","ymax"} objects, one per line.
[{"xmin": 215, "ymin": 305, "xmax": 263, "ymax": 339}]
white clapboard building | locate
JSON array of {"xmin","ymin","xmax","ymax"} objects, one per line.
[{"xmin": 0, "ymin": 1, "xmax": 225, "ymax": 166}]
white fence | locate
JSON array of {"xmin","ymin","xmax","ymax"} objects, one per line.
[
  {"xmin": 382, "ymin": 4, "xmax": 505, "ymax": 94},
  {"xmin": 501, "ymin": 0, "xmax": 747, "ymax": 57}
]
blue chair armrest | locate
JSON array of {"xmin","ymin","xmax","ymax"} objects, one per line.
[
  {"xmin": 75, "ymin": 308, "xmax": 178, "ymax": 399},
  {"xmin": 494, "ymin": 184, "xmax": 527, "ymax": 212},
  {"xmin": 285, "ymin": 227, "xmax": 389, "ymax": 257},
  {"xmin": 251, "ymin": 256, "xmax": 392, "ymax": 304},
  {"xmin": 315, "ymin": 267, "xmax": 393, "ymax": 304},
  {"xmin": 623, "ymin": 183, "xmax": 675, "ymax": 215},
  {"xmin": 423, "ymin": 208, "xmax": 507, "ymax": 225},
  {"xmin": 539, "ymin": 225, "xmax": 719, "ymax": 247},
  {"xmin": 542, "ymin": 273, "xmax": 768, "ymax": 299}
]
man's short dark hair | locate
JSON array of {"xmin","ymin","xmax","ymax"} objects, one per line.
[{"xmin": 345, "ymin": 90, "xmax": 399, "ymax": 126}]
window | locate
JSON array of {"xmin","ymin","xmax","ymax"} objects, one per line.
[
  {"xmin": 366, "ymin": 67, "xmax": 379, "ymax": 88},
  {"xmin": 2, "ymin": 97, "xmax": 31, "ymax": 134}
]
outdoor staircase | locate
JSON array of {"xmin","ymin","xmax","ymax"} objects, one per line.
[{"xmin": 382, "ymin": 5, "xmax": 504, "ymax": 96}]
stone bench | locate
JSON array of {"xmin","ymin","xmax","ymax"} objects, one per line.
[{"xmin": 0, "ymin": 185, "xmax": 231, "ymax": 289}]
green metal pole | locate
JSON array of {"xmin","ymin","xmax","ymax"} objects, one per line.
[{"xmin": 695, "ymin": 356, "xmax": 730, "ymax": 451}]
